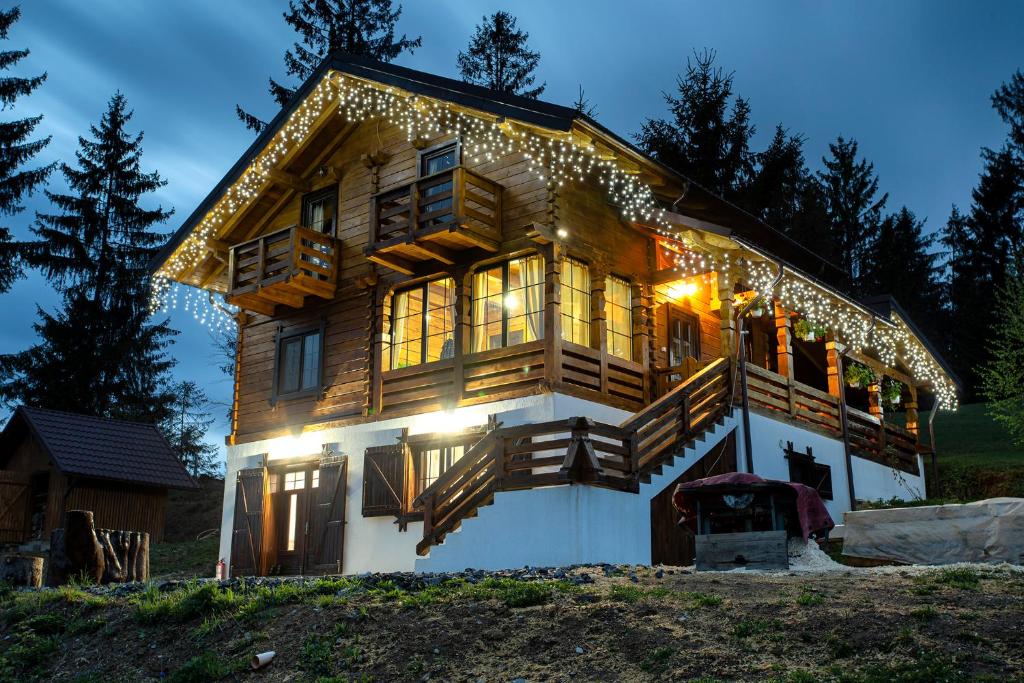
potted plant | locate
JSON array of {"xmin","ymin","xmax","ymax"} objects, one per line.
[
  {"xmin": 882, "ymin": 376, "xmax": 903, "ymax": 409},
  {"xmin": 750, "ymin": 303, "xmax": 764, "ymax": 318},
  {"xmin": 844, "ymin": 362, "xmax": 876, "ymax": 389},
  {"xmin": 794, "ymin": 319, "xmax": 825, "ymax": 342}
]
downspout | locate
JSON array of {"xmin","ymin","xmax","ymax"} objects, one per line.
[
  {"xmin": 927, "ymin": 402, "xmax": 940, "ymax": 496},
  {"xmin": 835, "ymin": 345, "xmax": 857, "ymax": 511},
  {"xmin": 735, "ymin": 263, "xmax": 784, "ymax": 474}
]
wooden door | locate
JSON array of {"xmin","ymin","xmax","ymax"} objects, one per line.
[
  {"xmin": 305, "ymin": 456, "xmax": 348, "ymax": 574},
  {"xmin": 271, "ymin": 464, "xmax": 318, "ymax": 575},
  {"xmin": 0, "ymin": 471, "xmax": 30, "ymax": 544},
  {"xmin": 230, "ymin": 467, "xmax": 265, "ymax": 577},
  {"xmin": 650, "ymin": 432, "xmax": 737, "ymax": 566}
]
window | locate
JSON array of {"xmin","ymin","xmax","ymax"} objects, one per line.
[
  {"xmin": 302, "ymin": 187, "xmax": 337, "ymax": 235},
  {"xmin": 668, "ymin": 307, "xmax": 700, "ymax": 367},
  {"xmin": 606, "ymin": 275, "xmax": 633, "ymax": 360},
  {"xmin": 785, "ymin": 443, "xmax": 833, "ymax": 500},
  {"xmin": 283, "ymin": 471, "xmax": 306, "ymax": 490},
  {"xmin": 274, "ymin": 326, "xmax": 323, "ymax": 401},
  {"xmin": 389, "ymin": 278, "xmax": 456, "ymax": 369},
  {"xmin": 416, "ymin": 443, "xmax": 465, "ymax": 493},
  {"xmin": 560, "ymin": 258, "xmax": 590, "ymax": 346},
  {"xmin": 419, "ymin": 142, "xmax": 459, "ymax": 228},
  {"xmin": 472, "ymin": 255, "xmax": 544, "ymax": 352}
]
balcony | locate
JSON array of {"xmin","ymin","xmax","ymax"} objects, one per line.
[
  {"xmin": 366, "ymin": 166, "xmax": 502, "ymax": 275},
  {"xmin": 225, "ymin": 225, "xmax": 339, "ymax": 316}
]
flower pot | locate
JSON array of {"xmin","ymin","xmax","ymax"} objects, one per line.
[
  {"xmin": 803, "ymin": 332, "xmax": 816, "ymax": 342},
  {"xmin": 751, "ymin": 307, "xmax": 763, "ymax": 318}
]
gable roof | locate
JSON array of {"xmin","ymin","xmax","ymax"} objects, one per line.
[
  {"xmin": 0, "ymin": 406, "xmax": 198, "ymax": 490},
  {"xmin": 151, "ymin": 52, "xmax": 843, "ymax": 284}
]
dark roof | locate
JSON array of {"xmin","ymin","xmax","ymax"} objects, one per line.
[
  {"xmin": 150, "ymin": 52, "xmax": 843, "ymax": 284},
  {"xmin": 862, "ymin": 296, "xmax": 962, "ymax": 390},
  {"xmin": 0, "ymin": 406, "xmax": 198, "ymax": 490}
]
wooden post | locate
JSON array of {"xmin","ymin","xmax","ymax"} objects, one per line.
[
  {"xmin": 632, "ymin": 280, "xmax": 651, "ymax": 403},
  {"xmin": 591, "ymin": 265, "xmax": 609, "ymax": 394},
  {"xmin": 868, "ymin": 381, "xmax": 884, "ymax": 419},
  {"xmin": 369, "ymin": 285, "xmax": 388, "ymax": 416},
  {"xmin": 543, "ymin": 243, "xmax": 563, "ymax": 388},
  {"xmin": 775, "ymin": 301, "xmax": 794, "ymax": 380},
  {"xmin": 451, "ymin": 267, "xmax": 470, "ymax": 407},
  {"xmin": 716, "ymin": 269, "xmax": 736, "ymax": 359},
  {"xmin": 905, "ymin": 384, "xmax": 919, "ymax": 437},
  {"xmin": 826, "ymin": 340, "xmax": 842, "ymax": 398}
]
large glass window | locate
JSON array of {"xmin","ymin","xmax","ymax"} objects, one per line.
[
  {"xmin": 606, "ymin": 275, "xmax": 633, "ymax": 360},
  {"xmin": 560, "ymin": 258, "xmax": 591, "ymax": 347},
  {"xmin": 390, "ymin": 278, "xmax": 456, "ymax": 369},
  {"xmin": 472, "ymin": 255, "xmax": 544, "ymax": 352},
  {"xmin": 276, "ymin": 328, "xmax": 322, "ymax": 397}
]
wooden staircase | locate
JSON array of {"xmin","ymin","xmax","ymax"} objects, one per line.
[{"xmin": 412, "ymin": 357, "xmax": 734, "ymax": 556}]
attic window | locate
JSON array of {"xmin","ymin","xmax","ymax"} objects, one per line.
[{"xmin": 302, "ymin": 187, "xmax": 337, "ymax": 236}]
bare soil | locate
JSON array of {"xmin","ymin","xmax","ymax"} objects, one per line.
[{"xmin": 2, "ymin": 564, "xmax": 1022, "ymax": 682}]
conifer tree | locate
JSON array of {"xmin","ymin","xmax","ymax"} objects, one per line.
[
  {"xmin": 457, "ymin": 11, "xmax": 545, "ymax": 99},
  {"xmin": 637, "ymin": 49, "xmax": 754, "ymax": 201},
  {"xmin": 982, "ymin": 270, "xmax": 1024, "ymax": 446},
  {"xmin": 163, "ymin": 380, "xmax": 219, "ymax": 477},
  {"xmin": 0, "ymin": 6, "xmax": 54, "ymax": 293},
  {"xmin": 572, "ymin": 85, "xmax": 596, "ymax": 117},
  {"xmin": 237, "ymin": 0, "xmax": 421, "ymax": 131},
  {"xmin": 0, "ymin": 94, "xmax": 176, "ymax": 422},
  {"xmin": 816, "ymin": 136, "xmax": 887, "ymax": 291}
]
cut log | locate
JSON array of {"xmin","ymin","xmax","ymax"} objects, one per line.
[
  {"xmin": 48, "ymin": 510, "xmax": 104, "ymax": 586},
  {"xmin": 0, "ymin": 554, "xmax": 44, "ymax": 588}
]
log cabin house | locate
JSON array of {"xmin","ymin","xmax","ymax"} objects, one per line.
[
  {"xmin": 150, "ymin": 53, "xmax": 959, "ymax": 575},
  {"xmin": 0, "ymin": 407, "xmax": 197, "ymax": 545}
]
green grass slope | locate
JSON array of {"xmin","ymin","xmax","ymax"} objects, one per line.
[{"xmin": 930, "ymin": 403, "xmax": 1024, "ymax": 500}]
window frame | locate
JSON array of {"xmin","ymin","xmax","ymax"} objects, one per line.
[
  {"xmin": 605, "ymin": 273, "xmax": 634, "ymax": 361},
  {"xmin": 560, "ymin": 256, "xmax": 591, "ymax": 348},
  {"xmin": 388, "ymin": 276, "xmax": 456, "ymax": 371},
  {"xmin": 271, "ymin": 320, "xmax": 326, "ymax": 405},
  {"xmin": 667, "ymin": 305, "xmax": 701, "ymax": 367},
  {"xmin": 417, "ymin": 140, "xmax": 461, "ymax": 179},
  {"xmin": 470, "ymin": 253, "xmax": 546, "ymax": 352},
  {"xmin": 301, "ymin": 186, "xmax": 339, "ymax": 236},
  {"xmin": 407, "ymin": 429, "xmax": 486, "ymax": 498}
]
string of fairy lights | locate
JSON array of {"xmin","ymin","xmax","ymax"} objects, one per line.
[{"xmin": 149, "ymin": 71, "xmax": 957, "ymax": 409}]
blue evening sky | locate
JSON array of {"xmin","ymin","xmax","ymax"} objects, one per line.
[{"xmin": 1, "ymin": 1, "xmax": 1021, "ymax": 463}]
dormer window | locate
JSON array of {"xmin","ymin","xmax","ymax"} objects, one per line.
[
  {"xmin": 419, "ymin": 142, "xmax": 459, "ymax": 228},
  {"xmin": 302, "ymin": 187, "xmax": 337, "ymax": 236}
]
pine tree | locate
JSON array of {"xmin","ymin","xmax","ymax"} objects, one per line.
[
  {"xmin": 572, "ymin": 85, "xmax": 596, "ymax": 117},
  {"xmin": 0, "ymin": 94, "xmax": 176, "ymax": 422},
  {"xmin": 0, "ymin": 6, "xmax": 54, "ymax": 293},
  {"xmin": 237, "ymin": 0, "xmax": 421, "ymax": 132},
  {"xmin": 163, "ymin": 380, "xmax": 220, "ymax": 477},
  {"xmin": 636, "ymin": 49, "xmax": 754, "ymax": 201},
  {"xmin": 861, "ymin": 207, "xmax": 942, "ymax": 332},
  {"xmin": 457, "ymin": 11, "xmax": 545, "ymax": 99},
  {"xmin": 982, "ymin": 271, "xmax": 1024, "ymax": 446},
  {"xmin": 817, "ymin": 136, "xmax": 887, "ymax": 290},
  {"xmin": 741, "ymin": 125, "xmax": 807, "ymax": 231},
  {"xmin": 992, "ymin": 69, "xmax": 1024, "ymax": 153}
]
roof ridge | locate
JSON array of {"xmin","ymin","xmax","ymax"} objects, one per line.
[{"xmin": 19, "ymin": 405, "xmax": 162, "ymax": 430}]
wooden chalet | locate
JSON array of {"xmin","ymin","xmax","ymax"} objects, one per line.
[
  {"xmin": 151, "ymin": 53, "xmax": 959, "ymax": 575},
  {"xmin": 0, "ymin": 407, "xmax": 197, "ymax": 544}
]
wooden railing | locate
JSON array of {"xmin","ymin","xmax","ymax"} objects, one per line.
[
  {"xmin": 227, "ymin": 225, "xmax": 339, "ymax": 306},
  {"xmin": 369, "ymin": 166, "xmax": 502, "ymax": 248},
  {"xmin": 560, "ymin": 342, "xmax": 646, "ymax": 406},
  {"xmin": 742, "ymin": 362, "xmax": 920, "ymax": 475},
  {"xmin": 412, "ymin": 357, "xmax": 734, "ymax": 555}
]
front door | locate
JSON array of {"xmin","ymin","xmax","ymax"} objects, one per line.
[
  {"xmin": 660, "ymin": 304, "xmax": 701, "ymax": 393},
  {"xmin": 271, "ymin": 464, "xmax": 318, "ymax": 575}
]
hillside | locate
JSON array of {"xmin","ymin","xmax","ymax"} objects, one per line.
[
  {"xmin": 1, "ymin": 564, "xmax": 1022, "ymax": 682},
  {"xmin": 931, "ymin": 403, "xmax": 1024, "ymax": 500}
]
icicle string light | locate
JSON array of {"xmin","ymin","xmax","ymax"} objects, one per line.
[{"xmin": 149, "ymin": 72, "xmax": 957, "ymax": 409}]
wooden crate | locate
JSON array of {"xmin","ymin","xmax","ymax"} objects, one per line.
[{"xmin": 695, "ymin": 530, "xmax": 789, "ymax": 571}]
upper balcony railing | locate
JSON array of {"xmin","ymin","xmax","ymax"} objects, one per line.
[
  {"xmin": 226, "ymin": 224, "xmax": 339, "ymax": 316},
  {"xmin": 366, "ymin": 166, "xmax": 502, "ymax": 274}
]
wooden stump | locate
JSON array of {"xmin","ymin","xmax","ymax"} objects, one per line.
[
  {"xmin": 97, "ymin": 529, "xmax": 149, "ymax": 583},
  {"xmin": 0, "ymin": 554, "xmax": 44, "ymax": 588},
  {"xmin": 47, "ymin": 511, "xmax": 151, "ymax": 586}
]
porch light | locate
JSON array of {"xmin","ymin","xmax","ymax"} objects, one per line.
[
  {"xmin": 556, "ymin": 228, "xmax": 569, "ymax": 239},
  {"xmin": 667, "ymin": 281, "xmax": 698, "ymax": 300}
]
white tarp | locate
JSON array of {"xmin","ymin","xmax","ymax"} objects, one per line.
[{"xmin": 842, "ymin": 498, "xmax": 1024, "ymax": 565}]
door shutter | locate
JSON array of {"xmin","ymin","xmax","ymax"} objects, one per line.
[
  {"xmin": 230, "ymin": 467, "xmax": 265, "ymax": 577},
  {"xmin": 362, "ymin": 443, "xmax": 408, "ymax": 517},
  {"xmin": 0, "ymin": 471, "xmax": 30, "ymax": 544},
  {"xmin": 307, "ymin": 455, "xmax": 348, "ymax": 573}
]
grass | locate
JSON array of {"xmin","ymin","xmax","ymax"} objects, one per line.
[
  {"xmin": 934, "ymin": 403, "xmax": 1024, "ymax": 469},
  {"xmin": 150, "ymin": 535, "xmax": 220, "ymax": 579}
]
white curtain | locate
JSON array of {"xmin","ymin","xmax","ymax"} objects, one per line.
[
  {"xmin": 390, "ymin": 292, "xmax": 409, "ymax": 369},
  {"xmin": 523, "ymin": 255, "xmax": 544, "ymax": 341}
]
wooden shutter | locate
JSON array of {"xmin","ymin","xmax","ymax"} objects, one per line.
[
  {"xmin": 230, "ymin": 467, "xmax": 265, "ymax": 577},
  {"xmin": 306, "ymin": 455, "xmax": 348, "ymax": 573},
  {"xmin": 362, "ymin": 444, "xmax": 408, "ymax": 517},
  {"xmin": 0, "ymin": 471, "xmax": 30, "ymax": 544}
]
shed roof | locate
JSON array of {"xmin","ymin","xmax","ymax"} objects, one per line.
[{"xmin": 0, "ymin": 406, "xmax": 198, "ymax": 490}]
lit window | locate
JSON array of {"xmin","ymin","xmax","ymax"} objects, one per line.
[
  {"xmin": 390, "ymin": 278, "xmax": 455, "ymax": 369},
  {"xmin": 606, "ymin": 276, "xmax": 633, "ymax": 361},
  {"xmin": 472, "ymin": 255, "xmax": 544, "ymax": 352},
  {"xmin": 284, "ymin": 471, "xmax": 305, "ymax": 491},
  {"xmin": 417, "ymin": 444, "xmax": 465, "ymax": 493},
  {"xmin": 311, "ymin": 469, "xmax": 319, "ymax": 489},
  {"xmin": 560, "ymin": 258, "xmax": 591, "ymax": 346},
  {"xmin": 287, "ymin": 494, "xmax": 298, "ymax": 551}
]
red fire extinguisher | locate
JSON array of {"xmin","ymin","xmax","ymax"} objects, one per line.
[{"xmin": 215, "ymin": 558, "xmax": 226, "ymax": 580}]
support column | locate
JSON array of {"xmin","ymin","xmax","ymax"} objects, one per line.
[
  {"xmin": 542, "ymin": 242, "xmax": 563, "ymax": 389},
  {"xmin": 826, "ymin": 339, "xmax": 843, "ymax": 398},
  {"xmin": 717, "ymin": 269, "xmax": 736, "ymax": 359},
  {"xmin": 632, "ymin": 280, "xmax": 651, "ymax": 403},
  {"xmin": 590, "ymin": 264, "xmax": 609, "ymax": 393},
  {"xmin": 905, "ymin": 385, "xmax": 919, "ymax": 437},
  {"xmin": 774, "ymin": 301, "xmax": 793, "ymax": 380},
  {"xmin": 369, "ymin": 285, "xmax": 389, "ymax": 416},
  {"xmin": 868, "ymin": 381, "xmax": 884, "ymax": 419},
  {"xmin": 451, "ymin": 266, "xmax": 471, "ymax": 408}
]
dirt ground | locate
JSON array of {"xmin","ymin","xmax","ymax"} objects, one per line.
[{"xmin": 2, "ymin": 564, "xmax": 1022, "ymax": 682}]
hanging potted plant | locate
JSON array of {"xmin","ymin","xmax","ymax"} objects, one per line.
[
  {"xmin": 844, "ymin": 362, "xmax": 875, "ymax": 389},
  {"xmin": 794, "ymin": 319, "xmax": 825, "ymax": 342},
  {"xmin": 750, "ymin": 302, "xmax": 764, "ymax": 318},
  {"xmin": 882, "ymin": 376, "xmax": 903, "ymax": 409}
]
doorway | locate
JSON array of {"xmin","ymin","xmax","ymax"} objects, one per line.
[{"xmin": 271, "ymin": 463, "xmax": 319, "ymax": 575}]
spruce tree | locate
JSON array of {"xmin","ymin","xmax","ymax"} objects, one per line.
[
  {"xmin": 816, "ymin": 136, "xmax": 887, "ymax": 291},
  {"xmin": 0, "ymin": 6, "xmax": 54, "ymax": 293},
  {"xmin": 457, "ymin": 11, "xmax": 545, "ymax": 99},
  {"xmin": 982, "ymin": 271, "xmax": 1024, "ymax": 446},
  {"xmin": 163, "ymin": 380, "xmax": 219, "ymax": 477},
  {"xmin": 237, "ymin": 0, "xmax": 421, "ymax": 132},
  {"xmin": 572, "ymin": 85, "xmax": 596, "ymax": 117},
  {"xmin": 636, "ymin": 49, "xmax": 754, "ymax": 201},
  {"xmin": 0, "ymin": 94, "xmax": 176, "ymax": 422}
]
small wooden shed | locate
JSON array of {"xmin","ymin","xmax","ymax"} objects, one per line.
[{"xmin": 0, "ymin": 406, "xmax": 197, "ymax": 544}]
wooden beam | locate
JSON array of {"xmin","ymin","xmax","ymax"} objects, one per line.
[
  {"xmin": 267, "ymin": 168, "xmax": 312, "ymax": 193},
  {"xmin": 406, "ymin": 240, "xmax": 457, "ymax": 265},
  {"xmin": 366, "ymin": 250, "xmax": 417, "ymax": 276}
]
